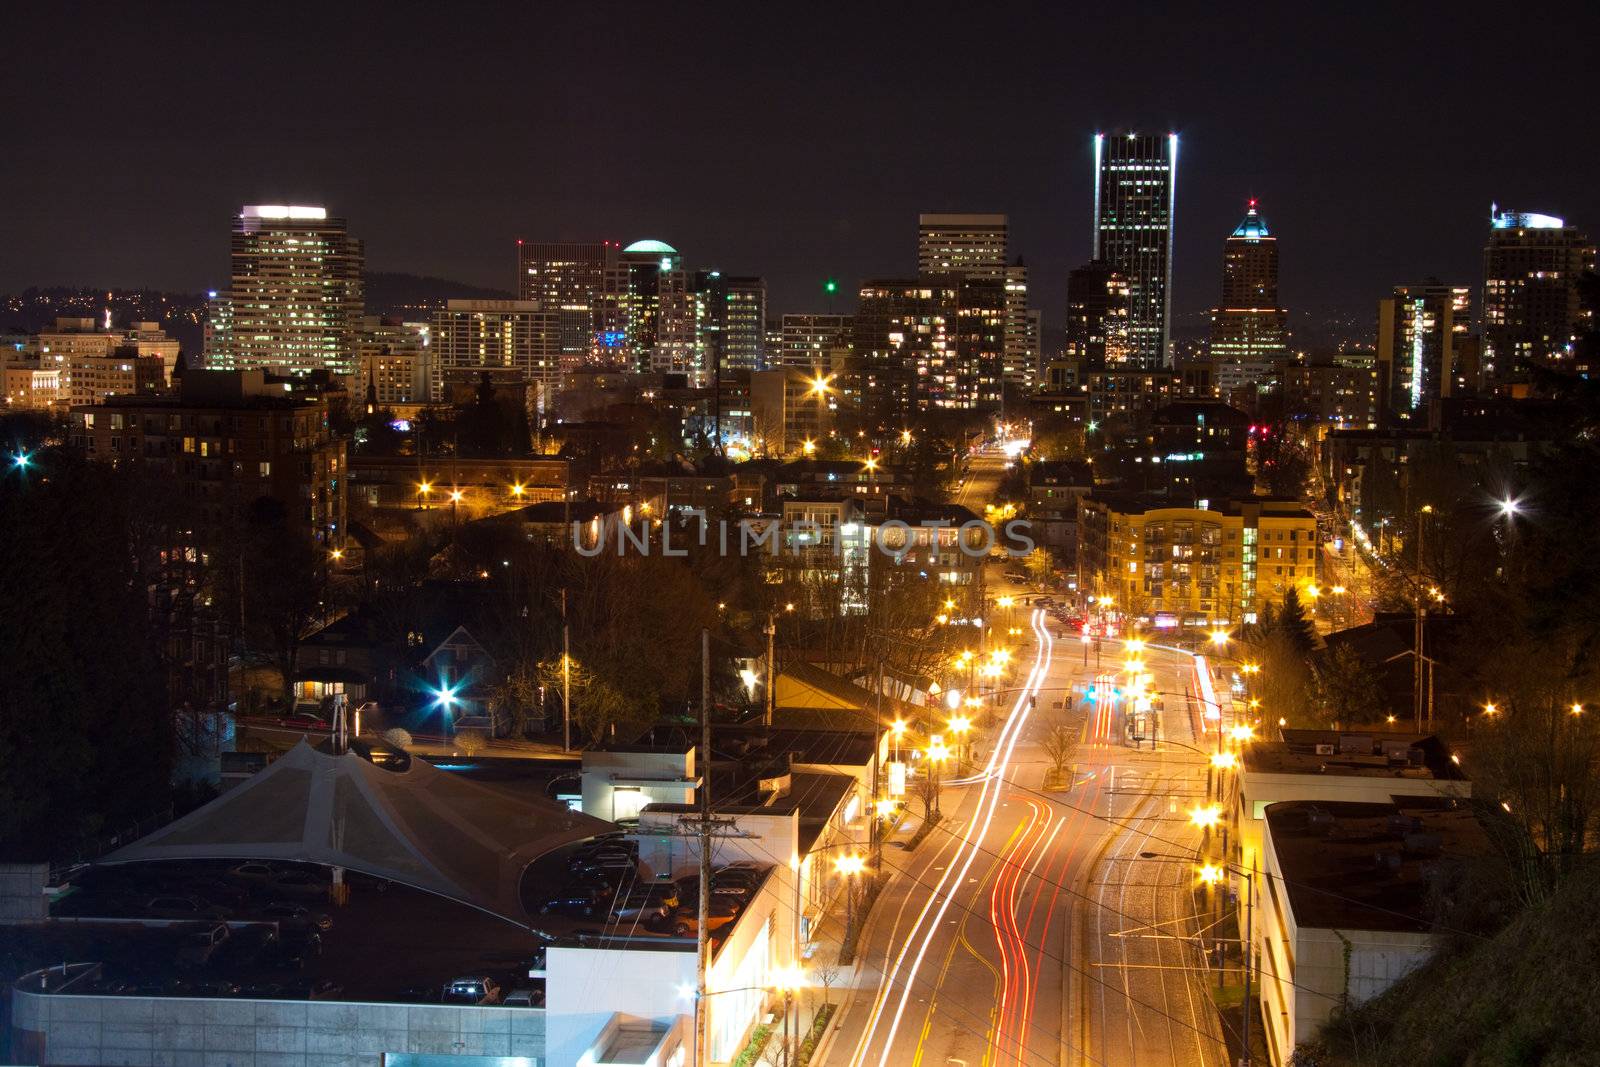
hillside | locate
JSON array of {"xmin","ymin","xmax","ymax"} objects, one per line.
[{"xmin": 1296, "ymin": 863, "xmax": 1600, "ymax": 1067}]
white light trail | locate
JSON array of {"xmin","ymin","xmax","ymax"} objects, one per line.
[{"xmin": 848, "ymin": 609, "xmax": 1055, "ymax": 1067}]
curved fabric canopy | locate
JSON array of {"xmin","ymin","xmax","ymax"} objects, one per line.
[{"xmin": 103, "ymin": 741, "xmax": 611, "ymax": 925}]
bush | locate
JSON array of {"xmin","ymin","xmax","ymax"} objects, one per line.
[{"xmin": 381, "ymin": 728, "xmax": 413, "ymax": 749}]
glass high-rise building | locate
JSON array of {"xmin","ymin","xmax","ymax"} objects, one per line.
[
  {"xmin": 1481, "ymin": 210, "xmax": 1595, "ymax": 384},
  {"xmin": 1209, "ymin": 199, "xmax": 1287, "ymax": 386},
  {"xmin": 1092, "ymin": 132, "xmax": 1177, "ymax": 369},
  {"xmin": 211, "ymin": 205, "xmax": 364, "ymax": 377}
]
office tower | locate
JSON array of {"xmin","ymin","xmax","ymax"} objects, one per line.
[
  {"xmin": 356, "ymin": 317, "xmax": 431, "ymax": 409},
  {"xmin": 917, "ymin": 214, "xmax": 1008, "ymax": 278},
  {"xmin": 704, "ymin": 274, "xmax": 767, "ymax": 372},
  {"xmin": 1064, "ymin": 260, "xmax": 1131, "ymax": 368},
  {"xmin": 516, "ymin": 240, "xmax": 621, "ymax": 364},
  {"xmin": 1284, "ymin": 350, "xmax": 1380, "ymax": 429},
  {"xmin": 213, "ymin": 205, "xmax": 364, "ymax": 377},
  {"xmin": 1209, "ymin": 199, "xmax": 1288, "ymax": 397},
  {"xmin": 1377, "ymin": 283, "xmax": 1470, "ymax": 423},
  {"xmin": 1004, "ymin": 262, "xmax": 1034, "ymax": 388},
  {"xmin": 853, "ymin": 280, "xmax": 956, "ymax": 419},
  {"xmin": 954, "ymin": 275, "xmax": 1006, "ymax": 408},
  {"xmin": 1024, "ymin": 309, "xmax": 1043, "ymax": 382},
  {"xmin": 780, "ymin": 314, "xmax": 853, "ymax": 371},
  {"xmin": 1092, "ymin": 132, "xmax": 1178, "ymax": 368},
  {"xmin": 1481, "ymin": 210, "xmax": 1596, "ymax": 383},
  {"xmin": 429, "ymin": 300, "xmax": 563, "ymax": 404}
]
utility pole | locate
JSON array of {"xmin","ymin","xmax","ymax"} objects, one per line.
[
  {"xmin": 1413, "ymin": 506, "xmax": 1430, "ymax": 732},
  {"xmin": 764, "ymin": 612, "xmax": 776, "ymax": 726},
  {"xmin": 562, "ymin": 589, "xmax": 572, "ymax": 753},
  {"xmin": 872, "ymin": 658, "xmax": 885, "ymax": 871},
  {"xmin": 695, "ymin": 628, "xmax": 712, "ymax": 1067}
]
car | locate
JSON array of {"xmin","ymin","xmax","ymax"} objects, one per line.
[
  {"xmin": 1004, "ymin": 571, "xmax": 1027, "ymax": 583},
  {"xmin": 441, "ymin": 977, "xmax": 501, "ymax": 1005},
  {"xmin": 503, "ymin": 987, "xmax": 543, "ymax": 1008},
  {"xmin": 179, "ymin": 877, "xmax": 251, "ymax": 907},
  {"xmin": 145, "ymin": 895, "xmax": 231, "ymax": 921},
  {"xmin": 262, "ymin": 900, "xmax": 334, "ymax": 932},
  {"xmin": 540, "ymin": 887, "xmax": 606, "ymax": 918},
  {"xmin": 674, "ymin": 876, "xmax": 755, "ymax": 902},
  {"xmin": 570, "ymin": 854, "xmax": 638, "ymax": 879},
  {"xmin": 571, "ymin": 841, "xmax": 638, "ymax": 863},
  {"xmin": 268, "ymin": 871, "xmax": 329, "ymax": 899},
  {"xmin": 656, "ymin": 899, "xmax": 739, "ymax": 937},
  {"xmin": 227, "ymin": 862, "xmax": 278, "ymax": 882},
  {"xmin": 609, "ymin": 887, "xmax": 677, "ymax": 923},
  {"xmin": 176, "ymin": 923, "xmax": 231, "ymax": 968}
]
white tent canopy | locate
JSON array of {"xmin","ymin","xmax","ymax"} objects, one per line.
[{"xmin": 104, "ymin": 741, "xmax": 610, "ymax": 925}]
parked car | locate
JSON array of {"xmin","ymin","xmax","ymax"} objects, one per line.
[
  {"xmin": 503, "ymin": 987, "xmax": 544, "ymax": 1007},
  {"xmin": 570, "ymin": 853, "xmax": 638, "ymax": 879},
  {"xmin": 655, "ymin": 899, "xmax": 739, "ymax": 937},
  {"xmin": 540, "ymin": 886, "xmax": 607, "ymax": 918},
  {"xmin": 674, "ymin": 876, "xmax": 754, "ymax": 902},
  {"xmin": 262, "ymin": 901, "xmax": 334, "ymax": 932},
  {"xmin": 268, "ymin": 871, "xmax": 329, "ymax": 899},
  {"xmin": 609, "ymin": 890, "xmax": 674, "ymax": 924},
  {"xmin": 441, "ymin": 977, "xmax": 501, "ymax": 1005},
  {"xmin": 145, "ymin": 895, "xmax": 230, "ymax": 921},
  {"xmin": 176, "ymin": 923, "xmax": 231, "ymax": 969},
  {"xmin": 226, "ymin": 862, "xmax": 278, "ymax": 883}
]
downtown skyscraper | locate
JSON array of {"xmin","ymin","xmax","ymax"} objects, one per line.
[
  {"xmin": 916, "ymin": 214, "xmax": 1023, "ymax": 394},
  {"xmin": 1092, "ymin": 132, "xmax": 1177, "ymax": 369},
  {"xmin": 206, "ymin": 205, "xmax": 364, "ymax": 377},
  {"xmin": 1209, "ymin": 199, "xmax": 1287, "ymax": 392},
  {"xmin": 1481, "ymin": 210, "xmax": 1596, "ymax": 384}
]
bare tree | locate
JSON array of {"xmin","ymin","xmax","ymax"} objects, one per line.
[{"xmin": 1040, "ymin": 718, "xmax": 1077, "ymax": 788}]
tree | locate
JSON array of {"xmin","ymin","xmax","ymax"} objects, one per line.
[
  {"xmin": 1310, "ymin": 644, "xmax": 1387, "ymax": 727},
  {"xmin": 240, "ymin": 498, "xmax": 328, "ymax": 699},
  {"xmin": 1040, "ymin": 717, "xmax": 1077, "ymax": 787},
  {"xmin": 0, "ymin": 449, "xmax": 173, "ymax": 858},
  {"xmin": 1024, "ymin": 547, "xmax": 1055, "ymax": 587}
]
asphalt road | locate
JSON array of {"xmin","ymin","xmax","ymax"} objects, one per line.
[{"xmin": 828, "ymin": 617, "xmax": 1230, "ymax": 1067}]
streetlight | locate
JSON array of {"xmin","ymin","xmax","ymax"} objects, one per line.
[
  {"xmin": 1209, "ymin": 628, "xmax": 1230, "ymax": 648},
  {"xmin": 417, "ymin": 480, "xmax": 433, "ymax": 510},
  {"xmin": 948, "ymin": 715, "xmax": 972, "ymax": 769},
  {"xmin": 510, "ymin": 482, "xmax": 526, "ymax": 500},
  {"xmin": 926, "ymin": 737, "xmax": 950, "ymax": 815},
  {"xmin": 772, "ymin": 964, "xmax": 806, "ymax": 1067},
  {"xmin": 10, "ymin": 451, "xmax": 31, "ymax": 471}
]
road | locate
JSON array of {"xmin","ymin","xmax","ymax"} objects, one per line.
[
  {"xmin": 954, "ymin": 451, "xmax": 1009, "ymax": 513},
  {"xmin": 828, "ymin": 613, "xmax": 1230, "ymax": 1067}
]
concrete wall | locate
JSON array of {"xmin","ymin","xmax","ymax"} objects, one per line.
[
  {"xmin": 11, "ymin": 978, "xmax": 545, "ymax": 1067},
  {"xmin": 581, "ymin": 750, "xmax": 695, "ymax": 827},
  {"xmin": 0, "ymin": 863, "xmax": 48, "ymax": 922}
]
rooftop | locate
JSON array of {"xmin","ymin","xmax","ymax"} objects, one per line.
[
  {"xmin": 622, "ymin": 239, "xmax": 677, "ymax": 255},
  {"xmin": 1264, "ymin": 796, "xmax": 1489, "ymax": 932},
  {"xmin": 1245, "ymin": 730, "xmax": 1466, "ymax": 782}
]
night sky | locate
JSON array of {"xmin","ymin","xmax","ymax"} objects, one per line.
[{"xmin": 6, "ymin": 3, "xmax": 1598, "ymax": 335}]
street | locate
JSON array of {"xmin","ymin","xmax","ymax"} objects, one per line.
[{"xmin": 829, "ymin": 611, "xmax": 1229, "ymax": 1067}]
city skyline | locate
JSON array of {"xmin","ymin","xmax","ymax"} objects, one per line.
[{"xmin": 4, "ymin": 7, "xmax": 1598, "ymax": 329}]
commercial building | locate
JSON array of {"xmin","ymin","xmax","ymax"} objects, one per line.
[
  {"xmin": 355, "ymin": 317, "xmax": 431, "ymax": 410},
  {"xmin": 1063, "ymin": 260, "xmax": 1131, "ymax": 369},
  {"xmin": 207, "ymin": 205, "xmax": 364, "ymax": 378},
  {"xmin": 1253, "ymin": 795, "xmax": 1484, "ymax": 1065},
  {"xmin": 779, "ymin": 313, "xmax": 853, "ymax": 374},
  {"xmin": 1284, "ymin": 350, "xmax": 1380, "ymax": 429},
  {"xmin": 69, "ymin": 369, "xmax": 347, "ymax": 546},
  {"xmin": 429, "ymin": 299, "xmax": 564, "ymax": 405},
  {"xmin": 916, "ymin": 214, "xmax": 1029, "ymax": 394},
  {"xmin": 1003, "ymin": 262, "xmax": 1036, "ymax": 388},
  {"xmin": 1077, "ymin": 493, "xmax": 1317, "ymax": 626},
  {"xmin": 21, "ymin": 316, "xmax": 182, "ymax": 406},
  {"xmin": 917, "ymin": 213, "xmax": 1008, "ymax": 278},
  {"xmin": 751, "ymin": 366, "xmax": 834, "ymax": 456},
  {"xmin": 705, "ymin": 274, "xmax": 767, "ymax": 372},
  {"xmin": 1480, "ymin": 210, "xmax": 1595, "ymax": 385},
  {"xmin": 1092, "ymin": 132, "xmax": 1178, "ymax": 368},
  {"xmin": 1209, "ymin": 200, "xmax": 1288, "ymax": 394},
  {"xmin": 852, "ymin": 276, "xmax": 1002, "ymax": 417},
  {"xmin": 1376, "ymin": 283, "xmax": 1470, "ymax": 424}
]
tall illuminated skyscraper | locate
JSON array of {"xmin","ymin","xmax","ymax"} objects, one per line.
[
  {"xmin": 1377, "ymin": 283, "xmax": 1470, "ymax": 423},
  {"xmin": 211, "ymin": 205, "xmax": 364, "ymax": 377},
  {"xmin": 1481, "ymin": 210, "xmax": 1595, "ymax": 384},
  {"xmin": 1209, "ymin": 199, "xmax": 1287, "ymax": 391},
  {"xmin": 1092, "ymin": 132, "xmax": 1177, "ymax": 369}
]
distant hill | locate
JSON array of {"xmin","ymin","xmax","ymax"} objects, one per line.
[{"xmin": 363, "ymin": 271, "xmax": 513, "ymax": 318}]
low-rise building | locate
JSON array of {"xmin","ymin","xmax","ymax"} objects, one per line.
[{"xmin": 1254, "ymin": 796, "xmax": 1488, "ymax": 1065}]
